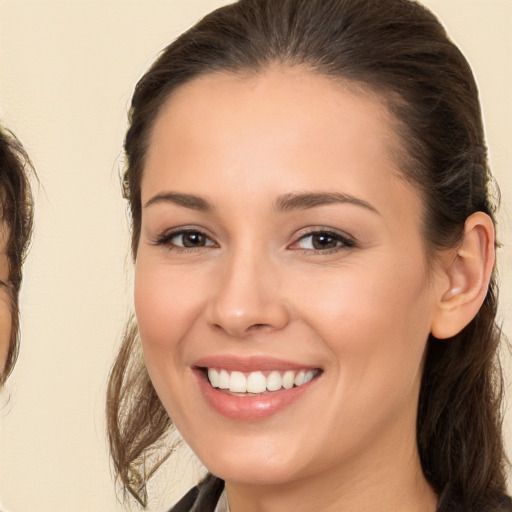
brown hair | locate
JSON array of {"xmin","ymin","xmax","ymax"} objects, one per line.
[
  {"xmin": 107, "ymin": 0, "xmax": 507, "ymax": 507},
  {"xmin": 0, "ymin": 124, "xmax": 34, "ymax": 384}
]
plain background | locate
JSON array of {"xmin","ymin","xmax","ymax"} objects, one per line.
[{"xmin": 0, "ymin": 1, "xmax": 511, "ymax": 511}]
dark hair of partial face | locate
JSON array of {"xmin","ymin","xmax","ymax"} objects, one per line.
[
  {"xmin": 0, "ymin": 125, "xmax": 34, "ymax": 384},
  {"xmin": 107, "ymin": 0, "xmax": 507, "ymax": 507}
]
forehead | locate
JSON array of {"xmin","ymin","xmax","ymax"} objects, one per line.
[
  {"xmin": 150, "ymin": 67, "xmax": 408, "ymax": 178},
  {"xmin": 142, "ymin": 67, "xmax": 420, "ymax": 222},
  {"xmin": 150, "ymin": 65, "xmax": 402, "ymax": 151}
]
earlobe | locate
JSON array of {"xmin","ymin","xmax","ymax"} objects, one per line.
[{"xmin": 431, "ymin": 212, "xmax": 495, "ymax": 339}]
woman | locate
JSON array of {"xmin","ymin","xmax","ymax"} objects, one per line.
[
  {"xmin": 107, "ymin": 0, "xmax": 510, "ymax": 510},
  {"xmin": 0, "ymin": 124, "xmax": 34, "ymax": 385}
]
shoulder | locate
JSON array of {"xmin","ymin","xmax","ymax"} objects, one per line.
[{"xmin": 168, "ymin": 474, "xmax": 225, "ymax": 512}]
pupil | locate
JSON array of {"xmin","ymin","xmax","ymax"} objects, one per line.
[
  {"xmin": 313, "ymin": 234, "xmax": 336, "ymax": 250},
  {"xmin": 183, "ymin": 232, "xmax": 204, "ymax": 247}
]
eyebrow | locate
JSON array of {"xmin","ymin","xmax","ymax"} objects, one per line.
[
  {"xmin": 274, "ymin": 192, "xmax": 379, "ymax": 214},
  {"xmin": 143, "ymin": 190, "xmax": 379, "ymax": 215},
  {"xmin": 144, "ymin": 192, "xmax": 214, "ymax": 212}
]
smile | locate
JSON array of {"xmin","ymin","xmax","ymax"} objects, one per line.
[
  {"xmin": 193, "ymin": 358, "xmax": 323, "ymax": 420},
  {"xmin": 207, "ymin": 368, "xmax": 319, "ymax": 394}
]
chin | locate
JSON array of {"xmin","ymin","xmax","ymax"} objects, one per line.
[
  {"xmin": 209, "ymin": 459, "xmax": 301, "ymax": 487},
  {"xmin": 190, "ymin": 433, "xmax": 308, "ymax": 486}
]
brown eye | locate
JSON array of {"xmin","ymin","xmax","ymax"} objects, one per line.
[
  {"xmin": 292, "ymin": 230, "xmax": 355, "ymax": 252},
  {"xmin": 311, "ymin": 233, "xmax": 338, "ymax": 250},
  {"xmin": 153, "ymin": 229, "xmax": 216, "ymax": 250},
  {"xmin": 180, "ymin": 232, "xmax": 208, "ymax": 247}
]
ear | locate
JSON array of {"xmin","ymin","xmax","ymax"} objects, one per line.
[{"xmin": 430, "ymin": 212, "xmax": 495, "ymax": 339}]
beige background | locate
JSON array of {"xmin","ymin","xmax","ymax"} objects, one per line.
[{"xmin": 0, "ymin": 1, "xmax": 511, "ymax": 511}]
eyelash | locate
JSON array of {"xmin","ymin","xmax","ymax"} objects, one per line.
[
  {"xmin": 152, "ymin": 229, "xmax": 217, "ymax": 252},
  {"xmin": 290, "ymin": 229, "xmax": 356, "ymax": 254},
  {"xmin": 152, "ymin": 228, "xmax": 356, "ymax": 254}
]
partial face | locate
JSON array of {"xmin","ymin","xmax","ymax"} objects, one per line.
[
  {"xmin": 0, "ymin": 225, "xmax": 12, "ymax": 372},
  {"xmin": 135, "ymin": 68, "xmax": 444, "ymax": 486}
]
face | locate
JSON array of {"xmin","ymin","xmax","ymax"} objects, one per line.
[
  {"xmin": 0, "ymin": 224, "xmax": 12, "ymax": 372},
  {"xmin": 135, "ymin": 68, "xmax": 445, "ymax": 488}
]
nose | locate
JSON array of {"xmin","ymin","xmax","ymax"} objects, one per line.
[{"xmin": 206, "ymin": 249, "xmax": 289, "ymax": 338}]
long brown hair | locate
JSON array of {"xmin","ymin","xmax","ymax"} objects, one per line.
[
  {"xmin": 0, "ymin": 124, "xmax": 34, "ymax": 384},
  {"xmin": 107, "ymin": 0, "xmax": 507, "ymax": 507}
]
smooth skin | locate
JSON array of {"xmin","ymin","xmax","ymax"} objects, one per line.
[{"xmin": 134, "ymin": 67, "xmax": 494, "ymax": 512}]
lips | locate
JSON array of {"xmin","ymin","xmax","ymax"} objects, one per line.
[{"xmin": 193, "ymin": 356, "xmax": 322, "ymax": 420}]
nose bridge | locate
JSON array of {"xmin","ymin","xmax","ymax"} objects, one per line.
[{"xmin": 207, "ymin": 240, "xmax": 288, "ymax": 336}]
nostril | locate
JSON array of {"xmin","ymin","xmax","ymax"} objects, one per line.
[
  {"xmin": 206, "ymin": 296, "xmax": 290, "ymax": 336},
  {"xmin": 247, "ymin": 323, "xmax": 273, "ymax": 332}
]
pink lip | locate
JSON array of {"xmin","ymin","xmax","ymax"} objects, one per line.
[
  {"xmin": 193, "ymin": 355, "xmax": 318, "ymax": 373},
  {"xmin": 192, "ymin": 356, "xmax": 321, "ymax": 421}
]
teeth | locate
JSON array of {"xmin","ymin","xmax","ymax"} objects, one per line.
[
  {"xmin": 294, "ymin": 370, "xmax": 306, "ymax": 387},
  {"xmin": 282, "ymin": 370, "xmax": 295, "ymax": 390},
  {"xmin": 304, "ymin": 370, "xmax": 315, "ymax": 384},
  {"xmin": 229, "ymin": 371, "xmax": 247, "ymax": 393},
  {"xmin": 266, "ymin": 371, "xmax": 282, "ymax": 391},
  {"xmin": 207, "ymin": 368, "xmax": 219, "ymax": 388},
  {"xmin": 206, "ymin": 368, "xmax": 318, "ymax": 394},
  {"xmin": 218, "ymin": 369, "xmax": 230, "ymax": 389},
  {"xmin": 247, "ymin": 371, "xmax": 267, "ymax": 393}
]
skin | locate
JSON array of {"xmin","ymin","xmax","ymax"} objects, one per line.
[
  {"xmin": 0, "ymin": 224, "xmax": 12, "ymax": 371},
  {"xmin": 134, "ymin": 67, "xmax": 459, "ymax": 512}
]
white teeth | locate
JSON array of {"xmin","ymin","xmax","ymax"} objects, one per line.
[
  {"xmin": 294, "ymin": 370, "xmax": 306, "ymax": 387},
  {"xmin": 282, "ymin": 370, "xmax": 295, "ymax": 389},
  {"xmin": 218, "ymin": 369, "xmax": 230, "ymax": 389},
  {"xmin": 229, "ymin": 371, "xmax": 247, "ymax": 393},
  {"xmin": 206, "ymin": 368, "xmax": 318, "ymax": 394},
  {"xmin": 247, "ymin": 371, "xmax": 267, "ymax": 393},
  {"xmin": 208, "ymin": 368, "xmax": 219, "ymax": 388},
  {"xmin": 304, "ymin": 370, "xmax": 315, "ymax": 384},
  {"xmin": 266, "ymin": 371, "xmax": 282, "ymax": 391}
]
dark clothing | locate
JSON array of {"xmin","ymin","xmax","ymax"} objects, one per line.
[
  {"xmin": 170, "ymin": 474, "xmax": 223, "ymax": 512},
  {"xmin": 170, "ymin": 474, "xmax": 512, "ymax": 512}
]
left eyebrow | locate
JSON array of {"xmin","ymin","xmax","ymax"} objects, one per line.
[
  {"xmin": 143, "ymin": 192, "xmax": 215, "ymax": 212},
  {"xmin": 274, "ymin": 192, "xmax": 380, "ymax": 215}
]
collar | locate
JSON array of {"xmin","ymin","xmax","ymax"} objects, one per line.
[{"xmin": 213, "ymin": 489, "xmax": 230, "ymax": 512}]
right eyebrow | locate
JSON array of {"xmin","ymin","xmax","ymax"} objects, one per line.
[
  {"xmin": 143, "ymin": 192, "xmax": 214, "ymax": 212},
  {"xmin": 274, "ymin": 191, "xmax": 380, "ymax": 215}
]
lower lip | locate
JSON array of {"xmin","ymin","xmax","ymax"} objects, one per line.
[{"xmin": 195, "ymin": 370, "xmax": 319, "ymax": 421}]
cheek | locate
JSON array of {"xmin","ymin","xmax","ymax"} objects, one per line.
[
  {"xmin": 133, "ymin": 253, "xmax": 214, "ymax": 414},
  {"xmin": 133, "ymin": 256, "xmax": 203, "ymax": 420},
  {"xmin": 134, "ymin": 256, "xmax": 204, "ymax": 349},
  {"xmin": 283, "ymin": 262, "xmax": 433, "ymax": 454},
  {"xmin": 291, "ymin": 257, "xmax": 433, "ymax": 386}
]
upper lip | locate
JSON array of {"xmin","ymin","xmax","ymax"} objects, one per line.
[{"xmin": 192, "ymin": 355, "xmax": 320, "ymax": 372}]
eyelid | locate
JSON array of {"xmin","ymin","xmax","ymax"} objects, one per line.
[
  {"xmin": 150, "ymin": 225, "xmax": 355, "ymax": 253},
  {"xmin": 288, "ymin": 227, "xmax": 356, "ymax": 252},
  {"xmin": 151, "ymin": 226, "xmax": 218, "ymax": 249}
]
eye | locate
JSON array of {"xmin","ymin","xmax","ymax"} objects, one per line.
[
  {"xmin": 291, "ymin": 230, "xmax": 355, "ymax": 252},
  {"xmin": 154, "ymin": 229, "xmax": 216, "ymax": 250},
  {"xmin": 173, "ymin": 231, "xmax": 213, "ymax": 248}
]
